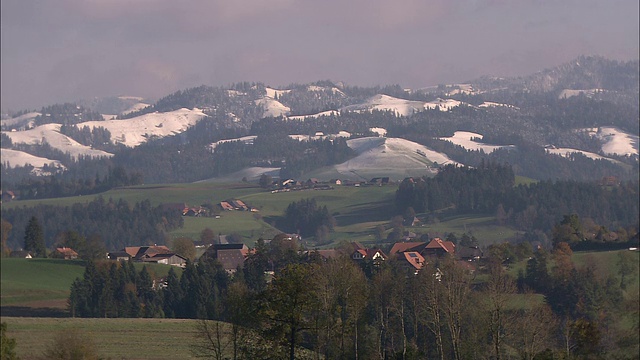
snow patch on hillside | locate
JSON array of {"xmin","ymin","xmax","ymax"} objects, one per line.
[
  {"xmin": 265, "ymin": 87, "xmax": 291, "ymax": 99},
  {"xmin": 559, "ymin": 89, "xmax": 604, "ymax": 99},
  {"xmin": 478, "ymin": 101, "xmax": 518, "ymax": 109},
  {"xmin": 227, "ymin": 90, "xmax": 247, "ymax": 97},
  {"xmin": 289, "ymin": 131, "xmax": 351, "ymax": 142},
  {"xmin": 424, "ymin": 98, "xmax": 462, "ymax": 111},
  {"xmin": 545, "ymin": 147, "xmax": 620, "ymax": 163},
  {"xmin": 122, "ymin": 102, "xmax": 151, "ymax": 115},
  {"xmin": 209, "ymin": 136, "xmax": 257, "ymax": 152},
  {"xmin": 438, "ymin": 131, "xmax": 515, "ymax": 153},
  {"xmin": 307, "ymin": 85, "xmax": 346, "ymax": 96},
  {"xmin": 341, "ymin": 94, "xmax": 427, "ymax": 116},
  {"xmin": 255, "ymin": 97, "xmax": 290, "ymax": 118},
  {"xmin": 370, "ymin": 128, "xmax": 387, "ymax": 137},
  {"xmin": 197, "ymin": 166, "xmax": 281, "ymax": 183},
  {"xmin": 585, "ymin": 127, "xmax": 639, "ymax": 156},
  {"xmin": 333, "ymin": 137, "xmax": 459, "ymax": 180},
  {"xmin": 445, "ymin": 84, "xmax": 475, "ymax": 96},
  {"xmin": 1, "ymin": 148, "xmax": 66, "ymax": 174},
  {"xmin": 2, "ymin": 123, "xmax": 114, "ymax": 159},
  {"xmin": 78, "ymin": 108, "xmax": 207, "ymax": 147},
  {"xmin": 287, "ymin": 110, "xmax": 338, "ymax": 121},
  {"xmin": 1, "ymin": 112, "xmax": 40, "ymax": 130}
]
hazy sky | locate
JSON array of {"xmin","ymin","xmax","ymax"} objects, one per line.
[{"xmin": 1, "ymin": 0, "xmax": 638, "ymax": 111}]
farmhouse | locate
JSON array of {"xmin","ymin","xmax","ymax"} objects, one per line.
[
  {"xmin": 1, "ymin": 190, "xmax": 16, "ymax": 202},
  {"xmin": 201, "ymin": 243, "xmax": 250, "ymax": 274},
  {"xmin": 108, "ymin": 245, "xmax": 186, "ymax": 267},
  {"xmin": 53, "ymin": 247, "xmax": 79, "ymax": 260},
  {"xmin": 219, "ymin": 201, "xmax": 234, "ymax": 211},
  {"xmin": 423, "ymin": 238, "xmax": 456, "ymax": 257},
  {"xmin": 140, "ymin": 253, "xmax": 187, "ymax": 267}
]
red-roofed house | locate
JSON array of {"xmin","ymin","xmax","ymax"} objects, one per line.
[
  {"xmin": 351, "ymin": 246, "xmax": 387, "ymax": 264},
  {"xmin": 397, "ymin": 251, "xmax": 425, "ymax": 274},
  {"xmin": 219, "ymin": 201, "xmax": 234, "ymax": 211},
  {"xmin": 423, "ymin": 238, "xmax": 455, "ymax": 257},
  {"xmin": 54, "ymin": 247, "xmax": 79, "ymax": 260},
  {"xmin": 389, "ymin": 242, "xmax": 426, "ymax": 256}
]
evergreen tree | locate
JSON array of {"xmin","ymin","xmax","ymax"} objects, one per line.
[{"xmin": 24, "ymin": 216, "xmax": 46, "ymax": 257}]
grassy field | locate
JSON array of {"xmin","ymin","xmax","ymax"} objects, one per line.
[
  {"xmin": 1, "ymin": 258, "xmax": 85, "ymax": 308},
  {"xmin": 407, "ymin": 214, "xmax": 521, "ymax": 247},
  {"xmin": 2, "ymin": 317, "xmax": 200, "ymax": 360}
]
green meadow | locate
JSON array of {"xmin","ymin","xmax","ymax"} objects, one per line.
[{"xmin": 2, "ymin": 317, "xmax": 200, "ymax": 360}]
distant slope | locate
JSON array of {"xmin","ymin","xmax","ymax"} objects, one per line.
[
  {"xmin": 0, "ymin": 112, "xmax": 40, "ymax": 130},
  {"xmin": 307, "ymin": 137, "xmax": 460, "ymax": 181},
  {"xmin": 341, "ymin": 94, "xmax": 462, "ymax": 116},
  {"xmin": 545, "ymin": 147, "xmax": 621, "ymax": 163},
  {"xmin": 2, "ymin": 123, "xmax": 113, "ymax": 159},
  {"xmin": 585, "ymin": 127, "xmax": 639, "ymax": 156},
  {"xmin": 0, "ymin": 148, "xmax": 65, "ymax": 174},
  {"xmin": 439, "ymin": 131, "xmax": 515, "ymax": 153},
  {"xmin": 255, "ymin": 97, "xmax": 290, "ymax": 118},
  {"xmin": 78, "ymin": 107, "xmax": 207, "ymax": 147}
]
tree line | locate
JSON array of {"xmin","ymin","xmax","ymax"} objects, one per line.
[{"xmin": 1, "ymin": 196, "xmax": 183, "ymax": 252}]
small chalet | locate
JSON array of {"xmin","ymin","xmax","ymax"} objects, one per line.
[
  {"xmin": 302, "ymin": 249, "xmax": 341, "ymax": 262},
  {"xmin": 457, "ymin": 246, "xmax": 482, "ymax": 261},
  {"xmin": 370, "ymin": 177, "xmax": 390, "ymax": 185},
  {"xmin": 124, "ymin": 245, "xmax": 172, "ymax": 259},
  {"xmin": 9, "ymin": 250, "xmax": 32, "ymax": 258},
  {"xmin": 54, "ymin": 247, "xmax": 79, "ymax": 260},
  {"xmin": 1, "ymin": 190, "xmax": 16, "ymax": 202},
  {"xmin": 350, "ymin": 242, "xmax": 387, "ymax": 264},
  {"xmin": 140, "ymin": 253, "xmax": 187, "ymax": 267},
  {"xmin": 183, "ymin": 206, "xmax": 206, "ymax": 217},
  {"xmin": 403, "ymin": 216, "xmax": 421, "ymax": 227},
  {"xmin": 107, "ymin": 251, "xmax": 131, "ymax": 261}
]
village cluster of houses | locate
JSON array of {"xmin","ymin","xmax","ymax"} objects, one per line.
[
  {"xmin": 12, "ymin": 234, "xmax": 482, "ymax": 277},
  {"xmin": 200, "ymin": 236, "xmax": 482, "ymax": 275},
  {"xmin": 9, "ymin": 246, "xmax": 80, "ymax": 260},
  {"xmin": 269, "ymin": 177, "xmax": 391, "ymax": 193}
]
